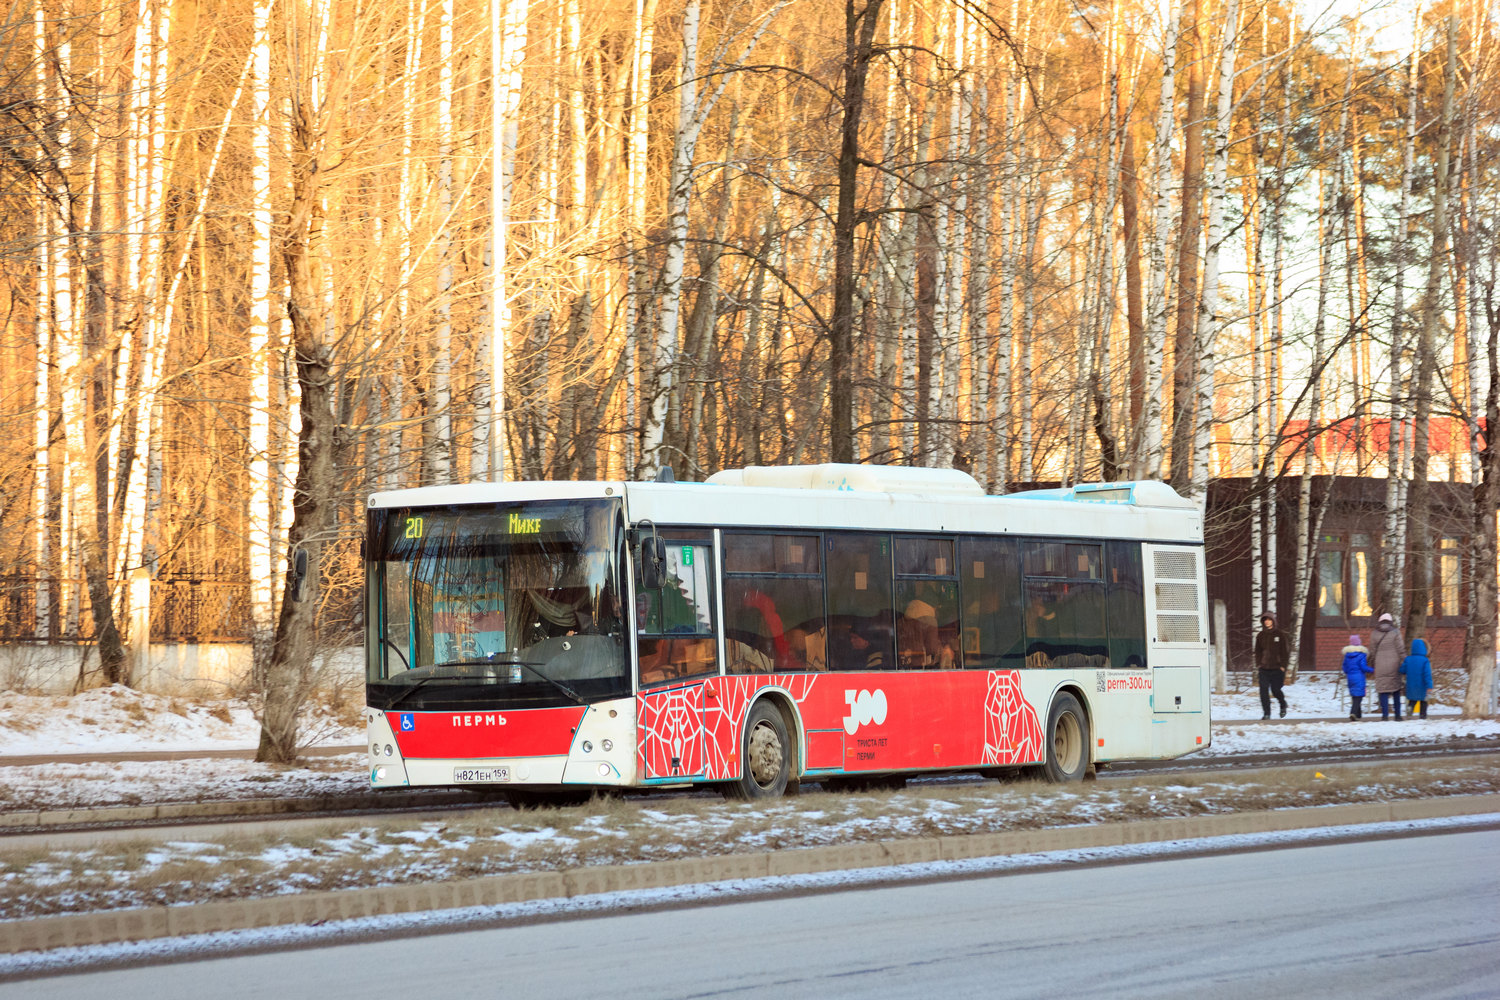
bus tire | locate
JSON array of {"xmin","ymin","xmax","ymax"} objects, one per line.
[
  {"xmin": 1031, "ymin": 692, "xmax": 1090, "ymax": 783},
  {"xmin": 724, "ymin": 700, "xmax": 791, "ymax": 799}
]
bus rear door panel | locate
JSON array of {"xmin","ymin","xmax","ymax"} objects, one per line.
[{"xmin": 1143, "ymin": 543, "xmax": 1212, "ymax": 757}]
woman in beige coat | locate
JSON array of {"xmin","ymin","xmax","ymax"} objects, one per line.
[{"xmin": 1369, "ymin": 612, "xmax": 1405, "ymax": 720}]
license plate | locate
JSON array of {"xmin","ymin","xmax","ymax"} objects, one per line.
[{"xmin": 453, "ymin": 766, "xmax": 510, "ymax": 783}]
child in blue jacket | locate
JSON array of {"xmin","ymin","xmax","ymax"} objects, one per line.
[
  {"xmin": 1401, "ymin": 638, "xmax": 1434, "ymax": 719},
  {"xmin": 1340, "ymin": 635, "xmax": 1372, "ymax": 721}
]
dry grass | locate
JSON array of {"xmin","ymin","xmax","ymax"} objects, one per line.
[{"xmin": 1431, "ymin": 666, "xmax": 1473, "ymax": 707}]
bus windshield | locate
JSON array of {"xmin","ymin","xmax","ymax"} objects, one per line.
[{"xmin": 366, "ymin": 498, "xmax": 627, "ymax": 710}]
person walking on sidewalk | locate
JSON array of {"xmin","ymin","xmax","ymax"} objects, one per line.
[
  {"xmin": 1371, "ymin": 612, "xmax": 1406, "ymax": 720},
  {"xmin": 1253, "ymin": 613, "xmax": 1290, "ymax": 719},
  {"xmin": 1401, "ymin": 638, "xmax": 1433, "ymax": 719},
  {"xmin": 1341, "ymin": 634, "xmax": 1372, "ymax": 720}
]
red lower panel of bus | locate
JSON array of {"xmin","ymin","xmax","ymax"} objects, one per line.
[
  {"xmin": 391, "ymin": 705, "xmax": 587, "ymax": 759},
  {"xmin": 637, "ymin": 670, "xmax": 1046, "ymax": 782}
]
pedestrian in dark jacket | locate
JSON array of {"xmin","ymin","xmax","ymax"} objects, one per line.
[
  {"xmin": 1370, "ymin": 612, "xmax": 1405, "ymax": 720},
  {"xmin": 1401, "ymin": 638, "xmax": 1433, "ymax": 719},
  {"xmin": 1340, "ymin": 634, "xmax": 1371, "ymax": 721},
  {"xmin": 1253, "ymin": 613, "xmax": 1290, "ymax": 719}
]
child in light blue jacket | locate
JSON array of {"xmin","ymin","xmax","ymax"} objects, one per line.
[
  {"xmin": 1340, "ymin": 635, "xmax": 1372, "ymax": 720},
  {"xmin": 1400, "ymin": 638, "xmax": 1434, "ymax": 719}
]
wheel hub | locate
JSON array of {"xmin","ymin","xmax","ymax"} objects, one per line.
[{"xmin": 747, "ymin": 721, "xmax": 784, "ymax": 786}]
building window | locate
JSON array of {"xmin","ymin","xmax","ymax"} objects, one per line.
[
  {"xmin": 1430, "ymin": 537, "xmax": 1462, "ymax": 618},
  {"xmin": 1317, "ymin": 544, "xmax": 1344, "ymax": 618},
  {"xmin": 1317, "ymin": 531, "xmax": 1381, "ymax": 621},
  {"xmin": 1349, "ymin": 533, "xmax": 1375, "ymax": 617}
]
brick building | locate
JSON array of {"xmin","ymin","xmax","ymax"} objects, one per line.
[{"xmin": 1207, "ymin": 476, "xmax": 1489, "ymax": 671}]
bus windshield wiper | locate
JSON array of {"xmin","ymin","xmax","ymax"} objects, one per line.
[
  {"xmin": 382, "ymin": 666, "xmax": 497, "ymax": 710},
  {"xmin": 384, "ymin": 674, "xmax": 444, "ymax": 711},
  {"xmin": 427, "ymin": 657, "xmax": 588, "ymax": 706}
]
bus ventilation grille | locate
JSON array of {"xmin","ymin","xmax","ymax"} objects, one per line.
[
  {"xmin": 1154, "ymin": 549, "xmax": 1201, "ymax": 642},
  {"xmin": 1153, "ymin": 550, "xmax": 1197, "ymax": 581},
  {"xmin": 1157, "ymin": 613, "xmax": 1202, "ymax": 644}
]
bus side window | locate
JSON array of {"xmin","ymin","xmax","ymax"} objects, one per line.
[
  {"xmin": 894, "ymin": 537, "xmax": 960, "ymax": 669},
  {"xmin": 960, "ymin": 536, "xmax": 1023, "ymax": 669},
  {"xmin": 636, "ymin": 539, "xmax": 716, "ymax": 685},
  {"xmin": 723, "ymin": 533, "xmax": 826, "ymax": 673},
  {"xmin": 1107, "ymin": 540, "xmax": 1147, "ymax": 669},
  {"xmin": 1022, "ymin": 540, "xmax": 1107, "ymax": 669},
  {"xmin": 826, "ymin": 533, "xmax": 894, "ymax": 672}
]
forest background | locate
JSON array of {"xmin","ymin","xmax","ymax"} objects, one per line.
[{"xmin": 1, "ymin": 0, "xmax": 1498, "ymax": 758}]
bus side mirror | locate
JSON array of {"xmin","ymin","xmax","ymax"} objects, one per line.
[{"xmin": 640, "ymin": 536, "xmax": 666, "ymax": 590}]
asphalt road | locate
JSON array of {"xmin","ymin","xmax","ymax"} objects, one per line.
[{"xmin": 9, "ymin": 826, "xmax": 1498, "ymax": 999}]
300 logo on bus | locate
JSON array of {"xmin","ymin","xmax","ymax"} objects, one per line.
[{"xmin": 843, "ymin": 689, "xmax": 888, "ymax": 735}]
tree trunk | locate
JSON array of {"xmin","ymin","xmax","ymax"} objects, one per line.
[
  {"xmin": 258, "ymin": 3, "xmax": 343, "ymax": 764},
  {"xmin": 1405, "ymin": 18, "xmax": 1457, "ymax": 641},
  {"xmin": 485, "ymin": 0, "xmax": 530, "ymax": 481},
  {"xmin": 1190, "ymin": 0, "xmax": 1239, "ymax": 501},
  {"xmin": 829, "ymin": 0, "xmax": 886, "ymax": 465},
  {"xmin": 1383, "ymin": 17, "xmax": 1419, "ymax": 620},
  {"xmin": 1120, "ymin": 36, "xmax": 1145, "ymax": 430},
  {"xmin": 1169, "ymin": 0, "xmax": 1205, "ymax": 490},
  {"xmin": 427, "ymin": 0, "xmax": 455, "ymax": 485},
  {"xmin": 248, "ymin": 0, "xmax": 276, "ymax": 639},
  {"xmin": 1139, "ymin": 0, "xmax": 1180, "ymax": 481},
  {"xmin": 1462, "ymin": 282, "xmax": 1498, "ymax": 717}
]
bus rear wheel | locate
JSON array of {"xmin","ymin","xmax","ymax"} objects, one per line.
[
  {"xmin": 723, "ymin": 701, "xmax": 791, "ymax": 800},
  {"xmin": 1030, "ymin": 692, "xmax": 1090, "ymax": 783}
]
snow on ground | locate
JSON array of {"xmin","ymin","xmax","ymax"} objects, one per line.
[
  {"xmin": 0, "ymin": 677, "xmax": 1495, "ymax": 812},
  {"xmin": 1207, "ymin": 670, "xmax": 1500, "ymax": 755},
  {"xmin": 0, "ymin": 679, "xmax": 1495, "ymax": 943},
  {"xmin": 1, "ymin": 753, "xmax": 1497, "ymax": 925},
  {"xmin": 1215, "ymin": 669, "xmax": 1459, "ymax": 721},
  {"xmin": 0, "ymin": 686, "xmax": 361, "ymax": 756},
  {"xmin": 6, "ymin": 810, "xmax": 1499, "ymax": 981}
]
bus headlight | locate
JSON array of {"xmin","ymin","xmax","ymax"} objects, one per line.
[
  {"xmin": 375, "ymin": 766, "xmax": 388, "ymax": 780},
  {"xmin": 597, "ymin": 763, "xmax": 611, "ymax": 777},
  {"xmin": 581, "ymin": 740, "xmax": 594, "ymax": 753},
  {"xmin": 601, "ymin": 739, "xmax": 613, "ymax": 752}
]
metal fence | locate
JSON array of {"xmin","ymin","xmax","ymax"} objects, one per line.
[
  {"xmin": 0, "ymin": 577, "xmax": 97, "ymax": 641},
  {"xmin": 151, "ymin": 580, "xmax": 251, "ymax": 641},
  {"xmin": 0, "ymin": 577, "xmax": 251, "ymax": 642}
]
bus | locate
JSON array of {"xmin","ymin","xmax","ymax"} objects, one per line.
[{"xmin": 363, "ymin": 463, "xmax": 1210, "ymax": 801}]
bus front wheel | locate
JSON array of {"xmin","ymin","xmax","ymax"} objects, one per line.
[
  {"xmin": 723, "ymin": 701, "xmax": 791, "ymax": 799},
  {"xmin": 1031, "ymin": 692, "xmax": 1090, "ymax": 783}
]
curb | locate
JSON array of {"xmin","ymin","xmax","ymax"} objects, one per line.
[
  {"xmin": 4, "ymin": 792, "xmax": 1497, "ymax": 956},
  {"xmin": 0, "ymin": 745, "xmax": 364, "ymax": 768},
  {"xmin": 0, "ymin": 790, "xmax": 474, "ymax": 834}
]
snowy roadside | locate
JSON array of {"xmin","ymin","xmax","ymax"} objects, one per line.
[
  {"xmin": 0, "ymin": 680, "xmax": 1495, "ymax": 926},
  {"xmin": 0, "ymin": 754, "xmax": 1497, "ymax": 923},
  {"xmin": 0, "ymin": 678, "xmax": 1497, "ymax": 812}
]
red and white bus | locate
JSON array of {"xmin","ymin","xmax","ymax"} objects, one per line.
[{"xmin": 364, "ymin": 464, "xmax": 1210, "ymax": 800}]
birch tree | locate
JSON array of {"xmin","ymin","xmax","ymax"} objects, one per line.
[
  {"xmin": 1137, "ymin": 0, "xmax": 1181, "ymax": 480},
  {"xmin": 1404, "ymin": 16, "xmax": 1457, "ymax": 641},
  {"xmin": 1189, "ymin": 0, "xmax": 1239, "ymax": 502}
]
